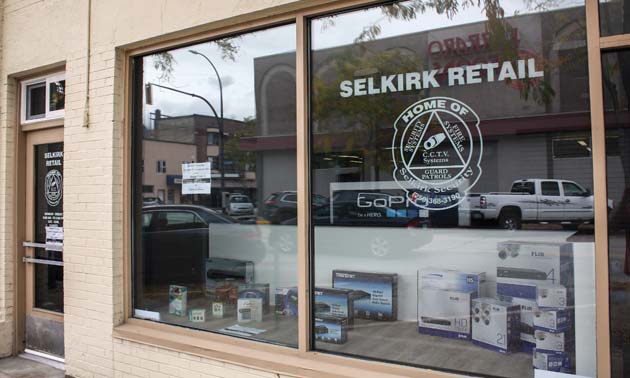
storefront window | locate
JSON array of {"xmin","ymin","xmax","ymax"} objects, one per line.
[
  {"xmin": 310, "ymin": 1, "xmax": 596, "ymax": 377},
  {"xmin": 132, "ymin": 24, "xmax": 298, "ymax": 347},
  {"xmin": 602, "ymin": 49, "xmax": 630, "ymax": 378},
  {"xmin": 599, "ymin": 0, "xmax": 630, "ymax": 37}
]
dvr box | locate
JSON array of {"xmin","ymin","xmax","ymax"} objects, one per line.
[
  {"xmin": 168, "ymin": 285, "xmax": 187, "ymax": 317},
  {"xmin": 314, "ymin": 287, "xmax": 356, "ymax": 327},
  {"xmin": 418, "ymin": 287, "xmax": 476, "ymax": 340},
  {"xmin": 205, "ymin": 258, "xmax": 254, "ymax": 293},
  {"xmin": 238, "ymin": 283, "xmax": 270, "ymax": 314},
  {"xmin": 498, "ymin": 295, "xmax": 539, "ymax": 352},
  {"xmin": 332, "ymin": 270, "xmax": 397, "ymax": 321},
  {"xmin": 419, "ymin": 268, "xmax": 487, "ymax": 296},
  {"xmin": 471, "ymin": 298, "xmax": 521, "ymax": 354},
  {"xmin": 537, "ymin": 284, "xmax": 568, "ymax": 309},
  {"xmin": 275, "ymin": 287, "xmax": 298, "ymax": 316},
  {"xmin": 535, "ymin": 329, "xmax": 574, "ymax": 355},
  {"xmin": 533, "ymin": 348, "xmax": 571, "ymax": 373},
  {"xmin": 496, "ymin": 241, "xmax": 574, "ymax": 301},
  {"xmin": 534, "ymin": 309, "xmax": 571, "ymax": 333},
  {"xmin": 237, "ymin": 298, "xmax": 263, "ymax": 323},
  {"xmin": 314, "ymin": 316, "xmax": 348, "ymax": 344}
]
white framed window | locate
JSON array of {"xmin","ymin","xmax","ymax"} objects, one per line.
[
  {"xmin": 156, "ymin": 160, "xmax": 166, "ymax": 173},
  {"xmin": 21, "ymin": 72, "xmax": 66, "ymax": 123}
]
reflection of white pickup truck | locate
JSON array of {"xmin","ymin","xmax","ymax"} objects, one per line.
[{"xmin": 460, "ymin": 179, "xmax": 609, "ymax": 229}]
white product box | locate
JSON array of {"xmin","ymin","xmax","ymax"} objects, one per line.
[
  {"xmin": 534, "ymin": 310, "xmax": 570, "ymax": 333},
  {"xmin": 419, "ymin": 268, "xmax": 487, "ymax": 296},
  {"xmin": 533, "ymin": 348, "xmax": 571, "ymax": 372},
  {"xmin": 168, "ymin": 285, "xmax": 187, "ymax": 317},
  {"xmin": 471, "ymin": 298, "xmax": 521, "ymax": 354},
  {"xmin": 237, "ymin": 298, "xmax": 263, "ymax": 323},
  {"xmin": 535, "ymin": 329, "xmax": 572, "ymax": 355},
  {"xmin": 418, "ymin": 288, "xmax": 475, "ymax": 340},
  {"xmin": 536, "ymin": 284, "xmax": 568, "ymax": 309},
  {"xmin": 212, "ymin": 302, "xmax": 224, "ymax": 318},
  {"xmin": 188, "ymin": 308, "xmax": 206, "ymax": 322},
  {"xmin": 496, "ymin": 241, "xmax": 573, "ymax": 301}
]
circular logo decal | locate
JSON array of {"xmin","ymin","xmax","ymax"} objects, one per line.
[
  {"xmin": 45, "ymin": 169, "xmax": 63, "ymax": 207},
  {"xmin": 392, "ymin": 97, "xmax": 482, "ymax": 210}
]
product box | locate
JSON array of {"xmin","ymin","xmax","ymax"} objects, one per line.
[
  {"xmin": 314, "ymin": 287, "xmax": 356, "ymax": 327},
  {"xmin": 237, "ymin": 298, "xmax": 263, "ymax": 323},
  {"xmin": 496, "ymin": 241, "xmax": 574, "ymax": 301},
  {"xmin": 205, "ymin": 258, "xmax": 254, "ymax": 296},
  {"xmin": 188, "ymin": 308, "xmax": 206, "ymax": 322},
  {"xmin": 239, "ymin": 283, "xmax": 270, "ymax": 313},
  {"xmin": 498, "ymin": 295, "xmax": 539, "ymax": 352},
  {"xmin": 314, "ymin": 316, "xmax": 348, "ymax": 344},
  {"xmin": 536, "ymin": 284, "xmax": 568, "ymax": 309},
  {"xmin": 534, "ymin": 310, "xmax": 571, "ymax": 333},
  {"xmin": 332, "ymin": 270, "xmax": 398, "ymax": 321},
  {"xmin": 418, "ymin": 287, "xmax": 476, "ymax": 340},
  {"xmin": 534, "ymin": 329, "xmax": 574, "ymax": 355},
  {"xmin": 275, "ymin": 287, "xmax": 298, "ymax": 316},
  {"xmin": 212, "ymin": 302, "xmax": 225, "ymax": 318},
  {"xmin": 168, "ymin": 285, "xmax": 187, "ymax": 317},
  {"xmin": 419, "ymin": 268, "xmax": 487, "ymax": 296},
  {"xmin": 471, "ymin": 298, "xmax": 521, "ymax": 354},
  {"xmin": 533, "ymin": 349, "xmax": 571, "ymax": 373}
]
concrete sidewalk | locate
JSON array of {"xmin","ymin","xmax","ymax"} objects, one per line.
[{"xmin": 0, "ymin": 356, "xmax": 65, "ymax": 378}]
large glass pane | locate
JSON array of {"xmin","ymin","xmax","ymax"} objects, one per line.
[
  {"xmin": 599, "ymin": 0, "xmax": 630, "ymax": 37},
  {"xmin": 602, "ymin": 49, "xmax": 630, "ymax": 378},
  {"xmin": 310, "ymin": 1, "xmax": 596, "ymax": 376},
  {"xmin": 132, "ymin": 24, "xmax": 298, "ymax": 347}
]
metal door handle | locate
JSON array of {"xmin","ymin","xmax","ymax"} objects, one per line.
[
  {"xmin": 22, "ymin": 257, "xmax": 63, "ymax": 266},
  {"xmin": 22, "ymin": 241, "xmax": 63, "ymax": 252}
]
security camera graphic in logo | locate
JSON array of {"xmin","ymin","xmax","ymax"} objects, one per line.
[
  {"xmin": 392, "ymin": 97, "xmax": 482, "ymax": 210},
  {"xmin": 45, "ymin": 169, "xmax": 63, "ymax": 207}
]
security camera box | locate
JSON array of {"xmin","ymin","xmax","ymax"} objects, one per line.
[
  {"xmin": 498, "ymin": 295, "xmax": 539, "ymax": 352},
  {"xmin": 205, "ymin": 258, "xmax": 254, "ymax": 293},
  {"xmin": 496, "ymin": 241, "xmax": 574, "ymax": 301},
  {"xmin": 314, "ymin": 316, "xmax": 348, "ymax": 344},
  {"xmin": 533, "ymin": 349, "xmax": 571, "ymax": 373},
  {"xmin": 168, "ymin": 285, "xmax": 187, "ymax": 317},
  {"xmin": 536, "ymin": 284, "xmax": 568, "ymax": 310},
  {"xmin": 535, "ymin": 329, "xmax": 574, "ymax": 355},
  {"xmin": 238, "ymin": 283, "xmax": 270, "ymax": 314},
  {"xmin": 471, "ymin": 298, "xmax": 521, "ymax": 354},
  {"xmin": 534, "ymin": 309, "xmax": 571, "ymax": 333},
  {"xmin": 237, "ymin": 298, "xmax": 263, "ymax": 323},
  {"xmin": 418, "ymin": 287, "xmax": 476, "ymax": 340},
  {"xmin": 419, "ymin": 268, "xmax": 487, "ymax": 296},
  {"xmin": 314, "ymin": 287, "xmax": 356, "ymax": 328},
  {"xmin": 275, "ymin": 287, "xmax": 298, "ymax": 316},
  {"xmin": 332, "ymin": 270, "xmax": 398, "ymax": 321}
]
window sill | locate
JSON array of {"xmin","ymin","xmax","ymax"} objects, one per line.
[
  {"xmin": 113, "ymin": 319, "xmax": 451, "ymax": 378},
  {"xmin": 21, "ymin": 118, "xmax": 64, "ymax": 131}
]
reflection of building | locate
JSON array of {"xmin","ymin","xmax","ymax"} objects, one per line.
[{"xmin": 143, "ymin": 113, "xmax": 256, "ymax": 205}]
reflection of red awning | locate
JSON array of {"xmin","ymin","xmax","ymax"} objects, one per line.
[{"xmin": 239, "ymin": 111, "xmax": 630, "ymax": 152}]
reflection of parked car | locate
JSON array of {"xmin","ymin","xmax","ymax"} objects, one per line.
[
  {"xmin": 142, "ymin": 205, "xmax": 242, "ymax": 287},
  {"xmin": 143, "ymin": 196, "xmax": 163, "ymax": 206},
  {"xmin": 460, "ymin": 179, "xmax": 612, "ymax": 230},
  {"xmin": 262, "ymin": 191, "xmax": 328, "ymax": 223},
  {"xmin": 225, "ymin": 194, "xmax": 254, "ymax": 216}
]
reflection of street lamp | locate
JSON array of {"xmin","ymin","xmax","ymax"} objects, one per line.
[
  {"xmin": 189, "ymin": 49, "xmax": 225, "ymax": 203},
  {"xmin": 145, "ymin": 82, "xmax": 223, "ymax": 200}
]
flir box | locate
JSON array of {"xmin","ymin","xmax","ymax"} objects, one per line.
[
  {"xmin": 332, "ymin": 270, "xmax": 398, "ymax": 321},
  {"xmin": 418, "ymin": 287, "xmax": 476, "ymax": 340},
  {"xmin": 314, "ymin": 316, "xmax": 348, "ymax": 344},
  {"xmin": 498, "ymin": 295, "xmax": 539, "ymax": 352},
  {"xmin": 314, "ymin": 287, "xmax": 356, "ymax": 327},
  {"xmin": 496, "ymin": 241, "xmax": 574, "ymax": 301},
  {"xmin": 471, "ymin": 298, "xmax": 521, "ymax": 354},
  {"xmin": 238, "ymin": 283, "xmax": 270, "ymax": 313},
  {"xmin": 205, "ymin": 258, "xmax": 254, "ymax": 295},
  {"xmin": 533, "ymin": 349, "xmax": 571, "ymax": 373},
  {"xmin": 537, "ymin": 284, "xmax": 568, "ymax": 309},
  {"xmin": 535, "ymin": 329, "xmax": 574, "ymax": 355},
  {"xmin": 534, "ymin": 310, "xmax": 571, "ymax": 333},
  {"xmin": 420, "ymin": 268, "xmax": 487, "ymax": 296},
  {"xmin": 275, "ymin": 287, "xmax": 298, "ymax": 316}
]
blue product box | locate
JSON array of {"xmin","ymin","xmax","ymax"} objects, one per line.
[
  {"xmin": 534, "ymin": 309, "xmax": 571, "ymax": 333},
  {"xmin": 314, "ymin": 287, "xmax": 356, "ymax": 327},
  {"xmin": 275, "ymin": 287, "xmax": 298, "ymax": 316},
  {"xmin": 314, "ymin": 316, "xmax": 348, "ymax": 344},
  {"xmin": 332, "ymin": 270, "xmax": 398, "ymax": 321},
  {"xmin": 533, "ymin": 348, "xmax": 571, "ymax": 373},
  {"xmin": 238, "ymin": 283, "xmax": 270, "ymax": 314}
]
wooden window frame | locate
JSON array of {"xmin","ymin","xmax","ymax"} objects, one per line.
[{"xmin": 116, "ymin": 0, "xmax": 616, "ymax": 376}]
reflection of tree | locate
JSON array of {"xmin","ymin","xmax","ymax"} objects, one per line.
[{"xmin": 224, "ymin": 116, "xmax": 256, "ymax": 178}]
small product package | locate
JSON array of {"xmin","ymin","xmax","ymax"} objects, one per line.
[
  {"xmin": 275, "ymin": 287, "xmax": 298, "ymax": 316},
  {"xmin": 188, "ymin": 308, "xmax": 206, "ymax": 323},
  {"xmin": 534, "ymin": 329, "xmax": 574, "ymax": 355},
  {"xmin": 237, "ymin": 298, "xmax": 263, "ymax": 323},
  {"xmin": 168, "ymin": 285, "xmax": 187, "ymax": 317},
  {"xmin": 314, "ymin": 316, "xmax": 348, "ymax": 344},
  {"xmin": 536, "ymin": 284, "xmax": 568, "ymax": 309},
  {"xmin": 238, "ymin": 283, "xmax": 270, "ymax": 313},
  {"xmin": 471, "ymin": 298, "xmax": 521, "ymax": 354},
  {"xmin": 533, "ymin": 309, "xmax": 571, "ymax": 333},
  {"xmin": 533, "ymin": 348, "xmax": 571, "ymax": 373},
  {"xmin": 314, "ymin": 287, "xmax": 356, "ymax": 328}
]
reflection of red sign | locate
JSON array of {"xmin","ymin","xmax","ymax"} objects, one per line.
[{"xmin": 428, "ymin": 29, "xmax": 519, "ymax": 57}]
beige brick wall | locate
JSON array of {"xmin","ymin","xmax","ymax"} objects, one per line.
[{"xmin": 0, "ymin": 0, "xmax": 309, "ymax": 376}]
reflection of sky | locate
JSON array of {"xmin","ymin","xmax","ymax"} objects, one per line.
[
  {"xmin": 143, "ymin": 24, "xmax": 296, "ymax": 125},
  {"xmin": 311, "ymin": 0, "xmax": 584, "ymax": 50}
]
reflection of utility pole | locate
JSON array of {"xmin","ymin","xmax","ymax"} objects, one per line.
[
  {"xmin": 189, "ymin": 50, "xmax": 225, "ymax": 202},
  {"xmin": 145, "ymin": 82, "xmax": 223, "ymax": 200}
]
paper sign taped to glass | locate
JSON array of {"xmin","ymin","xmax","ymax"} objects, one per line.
[{"xmin": 182, "ymin": 161, "xmax": 212, "ymax": 194}]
